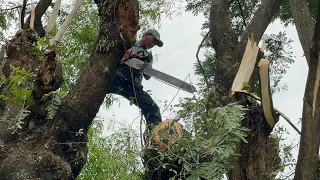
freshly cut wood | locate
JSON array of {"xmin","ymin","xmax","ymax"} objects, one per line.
[
  {"xmin": 151, "ymin": 119, "xmax": 183, "ymax": 152},
  {"xmin": 312, "ymin": 55, "xmax": 320, "ymax": 117},
  {"xmin": 45, "ymin": 0, "xmax": 62, "ymax": 34},
  {"xmin": 231, "ymin": 37, "xmax": 260, "ymax": 96},
  {"xmin": 258, "ymin": 59, "xmax": 276, "ymax": 127}
]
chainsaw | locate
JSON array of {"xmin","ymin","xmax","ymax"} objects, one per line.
[{"xmin": 123, "ymin": 58, "xmax": 197, "ymax": 93}]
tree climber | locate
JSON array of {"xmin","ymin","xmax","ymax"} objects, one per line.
[{"xmin": 108, "ymin": 29, "xmax": 164, "ymax": 130}]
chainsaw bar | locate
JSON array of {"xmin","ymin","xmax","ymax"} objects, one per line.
[{"xmin": 123, "ymin": 58, "xmax": 197, "ymax": 93}]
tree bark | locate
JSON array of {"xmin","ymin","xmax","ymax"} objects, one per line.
[
  {"xmin": 288, "ymin": 0, "xmax": 315, "ymax": 66},
  {"xmin": 0, "ymin": 0, "xmax": 139, "ymax": 179},
  {"xmin": 293, "ymin": 1, "xmax": 320, "ymax": 179}
]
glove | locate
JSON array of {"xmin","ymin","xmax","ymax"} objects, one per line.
[{"xmin": 138, "ymin": 63, "xmax": 147, "ymax": 74}]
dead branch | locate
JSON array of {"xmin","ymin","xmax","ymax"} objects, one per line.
[{"xmin": 196, "ymin": 31, "xmax": 210, "ymax": 88}]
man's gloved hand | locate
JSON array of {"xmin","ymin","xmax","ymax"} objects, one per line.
[{"xmin": 138, "ymin": 63, "xmax": 147, "ymax": 74}]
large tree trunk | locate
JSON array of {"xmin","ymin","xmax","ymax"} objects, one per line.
[
  {"xmin": 290, "ymin": 0, "xmax": 320, "ymax": 179},
  {"xmin": 0, "ymin": 0, "xmax": 139, "ymax": 179},
  {"xmin": 209, "ymin": 0, "xmax": 281, "ymax": 179}
]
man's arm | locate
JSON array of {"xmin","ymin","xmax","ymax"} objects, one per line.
[
  {"xmin": 143, "ymin": 51, "xmax": 153, "ymax": 80},
  {"xmin": 143, "ymin": 62, "xmax": 152, "ymax": 80}
]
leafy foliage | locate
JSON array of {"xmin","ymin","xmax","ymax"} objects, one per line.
[
  {"xmin": 0, "ymin": 1, "xmax": 19, "ymax": 43},
  {"xmin": 41, "ymin": 91, "xmax": 62, "ymax": 119},
  {"xmin": 270, "ymin": 125, "xmax": 297, "ymax": 179},
  {"xmin": 275, "ymin": 0, "xmax": 319, "ymax": 26},
  {"xmin": 151, "ymin": 103, "xmax": 248, "ymax": 179},
  {"xmin": 7, "ymin": 108, "xmax": 30, "ymax": 132},
  {"xmin": 264, "ymin": 32, "xmax": 294, "ymax": 93},
  {"xmin": 0, "ymin": 65, "xmax": 34, "ymax": 105},
  {"xmin": 77, "ymin": 120, "xmax": 143, "ymax": 180}
]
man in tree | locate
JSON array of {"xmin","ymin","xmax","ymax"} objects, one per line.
[{"xmin": 108, "ymin": 29, "xmax": 164, "ymax": 130}]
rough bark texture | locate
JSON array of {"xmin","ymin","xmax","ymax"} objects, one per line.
[
  {"xmin": 228, "ymin": 105, "xmax": 280, "ymax": 180},
  {"xmin": 288, "ymin": 0, "xmax": 315, "ymax": 66},
  {"xmin": 209, "ymin": 0, "xmax": 281, "ymax": 179},
  {"xmin": 293, "ymin": 1, "xmax": 320, "ymax": 179},
  {"xmin": 0, "ymin": 0, "xmax": 139, "ymax": 179}
]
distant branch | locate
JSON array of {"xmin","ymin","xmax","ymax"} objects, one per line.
[
  {"xmin": 196, "ymin": 31, "xmax": 210, "ymax": 88},
  {"xmin": 288, "ymin": 0, "xmax": 315, "ymax": 66},
  {"xmin": 50, "ymin": 0, "xmax": 84, "ymax": 45},
  {"xmin": 34, "ymin": 0, "xmax": 53, "ymax": 37},
  {"xmin": 238, "ymin": 0, "xmax": 280, "ymax": 59}
]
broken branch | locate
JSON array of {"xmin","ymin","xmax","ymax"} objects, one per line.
[{"xmin": 258, "ymin": 58, "xmax": 276, "ymax": 127}]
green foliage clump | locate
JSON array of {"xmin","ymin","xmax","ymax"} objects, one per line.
[
  {"xmin": 7, "ymin": 108, "xmax": 30, "ymax": 132},
  {"xmin": 153, "ymin": 102, "xmax": 249, "ymax": 180},
  {"xmin": 264, "ymin": 31, "xmax": 294, "ymax": 93},
  {"xmin": 41, "ymin": 91, "xmax": 62, "ymax": 119},
  {"xmin": 0, "ymin": 65, "xmax": 34, "ymax": 105},
  {"xmin": 77, "ymin": 120, "xmax": 143, "ymax": 180}
]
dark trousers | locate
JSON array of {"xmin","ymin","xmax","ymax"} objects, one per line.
[{"xmin": 108, "ymin": 75, "xmax": 162, "ymax": 129}]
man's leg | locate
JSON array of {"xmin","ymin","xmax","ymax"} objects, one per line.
[
  {"xmin": 133, "ymin": 86, "xmax": 162, "ymax": 129},
  {"xmin": 108, "ymin": 76, "xmax": 162, "ymax": 129}
]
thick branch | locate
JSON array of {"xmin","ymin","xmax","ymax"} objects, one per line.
[
  {"xmin": 294, "ymin": 2, "xmax": 320, "ymax": 180},
  {"xmin": 238, "ymin": 0, "xmax": 280, "ymax": 59},
  {"xmin": 34, "ymin": 0, "xmax": 52, "ymax": 37},
  {"xmin": 288, "ymin": 0, "xmax": 315, "ymax": 66},
  {"xmin": 210, "ymin": 0, "xmax": 236, "ymax": 54},
  {"xmin": 209, "ymin": 0, "xmax": 238, "ymax": 99}
]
